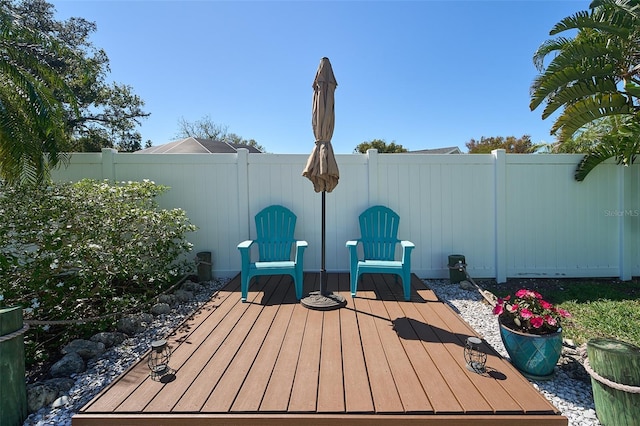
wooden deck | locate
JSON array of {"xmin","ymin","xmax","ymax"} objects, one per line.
[{"xmin": 73, "ymin": 273, "xmax": 568, "ymax": 425}]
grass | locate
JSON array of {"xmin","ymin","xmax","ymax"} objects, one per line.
[{"xmin": 481, "ymin": 278, "xmax": 640, "ymax": 348}]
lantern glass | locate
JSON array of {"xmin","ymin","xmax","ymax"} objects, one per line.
[
  {"xmin": 148, "ymin": 339, "xmax": 174, "ymax": 381},
  {"xmin": 464, "ymin": 336, "xmax": 487, "ymax": 373}
]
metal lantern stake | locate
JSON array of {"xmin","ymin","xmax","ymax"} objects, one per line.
[
  {"xmin": 464, "ymin": 336, "xmax": 487, "ymax": 374},
  {"xmin": 148, "ymin": 339, "xmax": 175, "ymax": 381}
]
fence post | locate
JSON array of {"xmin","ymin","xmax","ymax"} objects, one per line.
[
  {"xmin": 619, "ymin": 166, "xmax": 633, "ymax": 281},
  {"xmin": 101, "ymin": 148, "xmax": 117, "ymax": 182},
  {"xmin": 492, "ymin": 149, "xmax": 507, "ymax": 283},
  {"xmin": 367, "ymin": 148, "xmax": 379, "ymax": 205},
  {"xmin": 0, "ymin": 307, "xmax": 28, "ymax": 426},
  {"xmin": 237, "ymin": 148, "xmax": 250, "ymax": 240}
]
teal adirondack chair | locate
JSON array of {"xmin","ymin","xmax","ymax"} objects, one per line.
[
  {"xmin": 237, "ymin": 205, "xmax": 307, "ymax": 302},
  {"xmin": 346, "ymin": 205, "xmax": 415, "ymax": 301}
]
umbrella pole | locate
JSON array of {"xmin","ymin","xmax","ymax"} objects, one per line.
[
  {"xmin": 320, "ymin": 190, "xmax": 326, "ymax": 295},
  {"xmin": 300, "ymin": 190, "xmax": 346, "ymax": 310}
]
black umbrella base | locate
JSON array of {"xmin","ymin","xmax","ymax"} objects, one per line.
[{"xmin": 300, "ymin": 291, "xmax": 347, "ymax": 311}]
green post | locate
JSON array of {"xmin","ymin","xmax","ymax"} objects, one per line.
[
  {"xmin": 448, "ymin": 254, "xmax": 466, "ymax": 284},
  {"xmin": 587, "ymin": 338, "xmax": 640, "ymax": 426},
  {"xmin": 0, "ymin": 307, "xmax": 28, "ymax": 426}
]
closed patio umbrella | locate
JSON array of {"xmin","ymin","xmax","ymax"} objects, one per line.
[{"xmin": 301, "ymin": 57, "xmax": 346, "ymax": 310}]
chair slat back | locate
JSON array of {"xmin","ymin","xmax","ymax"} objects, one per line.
[
  {"xmin": 359, "ymin": 205, "xmax": 400, "ymax": 261},
  {"xmin": 255, "ymin": 205, "xmax": 297, "ymax": 262}
]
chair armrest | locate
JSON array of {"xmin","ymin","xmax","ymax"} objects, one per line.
[
  {"xmin": 400, "ymin": 240, "xmax": 414, "ymax": 263},
  {"xmin": 401, "ymin": 240, "xmax": 415, "ymax": 249},
  {"xmin": 346, "ymin": 240, "xmax": 359, "ymax": 264},
  {"xmin": 294, "ymin": 240, "xmax": 308, "ymax": 263},
  {"xmin": 237, "ymin": 240, "xmax": 254, "ymax": 250}
]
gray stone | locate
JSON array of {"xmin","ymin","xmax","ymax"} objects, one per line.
[
  {"xmin": 43, "ymin": 378, "xmax": 75, "ymax": 393},
  {"xmin": 117, "ymin": 313, "xmax": 156, "ymax": 335},
  {"xmin": 181, "ymin": 281, "xmax": 204, "ymax": 293},
  {"xmin": 27, "ymin": 383, "xmax": 58, "ymax": 413},
  {"xmin": 62, "ymin": 339, "xmax": 105, "ymax": 359},
  {"xmin": 174, "ymin": 289, "xmax": 194, "ymax": 302},
  {"xmin": 52, "ymin": 395, "xmax": 70, "ymax": 408},
  {"xmin": 158, "ymin": 294, "xmax": 176, "ymax": 306},
  {"xmin": 50, "ymin": 352, "xmax": 85, "ymax": 378},
  {"xmin": 138, "ymin": 312, "xmax": 154, "ymax": 326},
  {"xmin": 117, "ymin": 316, "xmax": 143, "ymax": 335},
  {"xmin": 151, "ymin": 302, "xmax": 171, "ymax": 315},
  {"xmin": 91, "ymin": 331, "xmax": 127, "ymax": 348}
]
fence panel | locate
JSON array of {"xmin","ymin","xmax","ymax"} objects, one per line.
[{"xmin": 49, "ymin": 149, "xmax": 639, "ymax": 282}]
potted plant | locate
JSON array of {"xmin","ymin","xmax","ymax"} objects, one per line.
[{"xmin": 493, "ymin": 289, "xmax": 571, "ymax": 379}]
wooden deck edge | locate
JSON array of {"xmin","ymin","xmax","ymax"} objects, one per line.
[{"xmin": 72, "ymin": 413, "xmax": 568, "ymax": 426}]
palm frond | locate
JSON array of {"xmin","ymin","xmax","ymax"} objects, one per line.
[
  {"xmin": 575, "ymin": 140, "xmax": 620, "ymax": 180},
  {"xmin": 533, "ymin": 37, "xmax": 575, "ymax": 71},
  {"xmin": 552, "ymin": 94, "xmax": 635, "ymax": 139},
  {"xmin": 575, "ymin": 120, "xmax": 640, "ymax": 180},
  {"xmin": 552, "ymin": 5, "xmax": 634, "ymax": 37},
  {"xmin": 0, "ymin": 7, "xmax": 79, "ymax": 185},
  {"xmin": 531, "ymin": 64, "xmax": 621, "ymax": 111},
  {"xmin": 542, "ymin": 78, "xmax": 618, "ymax": 118}
]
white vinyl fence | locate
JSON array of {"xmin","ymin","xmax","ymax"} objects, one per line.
[{"xmin": 51, "ymin": 148, "xmax": 640, "ymax": 282}]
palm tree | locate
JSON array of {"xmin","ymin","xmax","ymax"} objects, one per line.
[
  {"xmin": 0, "ymin": 7, "xmax": 78, "ymax": 185},
  {"xmin": 530, "ymin": 0, "xmax": 640, "ymax": 180}
]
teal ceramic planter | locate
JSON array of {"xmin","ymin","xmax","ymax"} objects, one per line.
[{"xmin": 498, "ymin": 317, "xmax": 563, "ymax": 379}]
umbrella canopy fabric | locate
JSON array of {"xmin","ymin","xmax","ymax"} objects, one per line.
[{"xmin": 302, "ymin": 57, "xmax": 339, "ymax": 193}]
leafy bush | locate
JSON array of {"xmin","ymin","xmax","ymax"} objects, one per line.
[{"xmin": 0, "ymin": 179, "xmax": 196, "ymax": 364}]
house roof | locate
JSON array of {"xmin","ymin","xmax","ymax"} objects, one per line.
[
  {"xmin": 135, "ymin": 137, "xmax": 262, "ymax": 154},
  {"xmin": 407, "ymin": 146, "xmax": 463, "ymax": 154}
]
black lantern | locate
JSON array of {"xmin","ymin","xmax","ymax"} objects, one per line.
[
  {"xmin": 147, "ymin": 339, "xmax": 175, "ymax": 381},
  {"xmin": 464, "ymin": 336, "xmax": 487, "ymax": 373}
]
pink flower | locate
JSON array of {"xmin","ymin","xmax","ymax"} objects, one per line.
[
  {"xmin": 520, "ymin": 308, "xmax": 533, "ymax": 319},
  {"xmin": 492, "ymin": 288, "xmax": 569, "ymax": 334},
  {"xmin": 531, "ymin": 316, "xmax": 544, "ymax": 328},
  {"xmin": 540, "ymin": 300, "xmax": 553, "ymax": 310}
]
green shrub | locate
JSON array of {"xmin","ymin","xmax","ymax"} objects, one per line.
[{"xmin": 0, "ymin": 179, "xmax": 196, "ymax": 364}]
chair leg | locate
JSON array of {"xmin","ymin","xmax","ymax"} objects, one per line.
[
  {"xmin": 350, "ymin": 271, "xmax": 359, "ymax": 297},
  {"xmin": 294, "ymin": 272, "xmax": 303, "ymax": 300},
  {"xmin": 241, "ymin": 276, "xmax": 249, "ymax": 302},
  {"xmin": 402, "ymin": 272, "xmax": 411, "ymax": 301}
]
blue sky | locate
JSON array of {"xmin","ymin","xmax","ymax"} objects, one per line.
[{"xmin": 50, "ymin": 1, "xmax": 586, "ymax": 154}]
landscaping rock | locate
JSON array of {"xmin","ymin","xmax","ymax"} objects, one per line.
[
  {"xmin": 174, "ymin": 289, "xmax": 194, "ymax": 302},
  {"xmin": 50, "ymin": 352, "xmax": 85, "ymax": 378},
  {"xmin": 27, "ymin": 383, "xmax": 58, "ymax": 413},
  {"xmin": 90, "ymin": 331, "xmax": 127, "ymax": 348},
  {"xmin": 52, "ymin": 395, "xmax": 70, "ymax": 408},
  {"xmin": 62, "ymin": 339, "xmax": 106, "ymax": 359},
  {"xmin": 44, "ymin": 377, "xmax": 75, "ymax": 393},
  {"xmin": 117, "ymin": 316, "xmax": 144, "ymax": 335},
  {"xmin": 181, "ymin": 280, "xmax": 204, "ymax": 293},
  {"xmin": 158, "ymin": 294, "xmax": 177, "ymax": 306},
  {"xmin": 151, "ymin": 302, "xmax": 171, "ymax": 316}
]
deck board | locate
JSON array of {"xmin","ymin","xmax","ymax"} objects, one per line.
[{"xmin": 73, "ymin": 273, "xmax": 568, "ymax": 426}]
